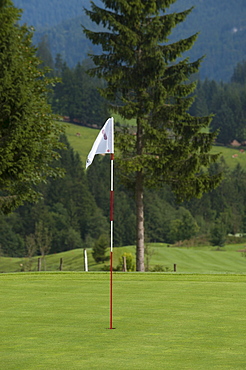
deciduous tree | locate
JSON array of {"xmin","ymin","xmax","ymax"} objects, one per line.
[{"xmin": 0, "ymin": 0, "xmax": 64, "ymax": 213}]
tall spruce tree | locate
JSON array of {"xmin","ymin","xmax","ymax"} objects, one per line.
[
  {"xmin": 0, "ymin": 0, "xmax": 64, "ymax": 213},
  {"xmin": 83, "ymin": 0, "xmax": 221, "ymax": 271}
]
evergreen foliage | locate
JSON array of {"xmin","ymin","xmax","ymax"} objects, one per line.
[
  {"xmin": 36, "ymin": 35, "xmax": 55, "ymax": 76},
  {"xmin": 83, "ymin": 0, "xmax": 221, "ymax": 271},
  {"xmin": 168, "ymin": 207, "xmax": 200, "ymax": 243},
  {"xmin": 190, "ymin": 63, "xmax": 246, "ymax": 144},
  {"xmin": 43, "ymin": 135, "xmax": 109, "ymax": 252},
  {"xmin": 0, "ymin": 216, "xmax": 25, "ymax": 257},
  {"xmin": 231, "ymin": 60, "xmax": 246, "ymax": 85},
  {"xmin": 0, "ymin": 0, "xmax": 64, "ymax": 213},
  {"xmin": 209, "ymin": 219, "xmax": 227, "ymax": 248},
  {"xmin": 51, "ymin": 59, "xmax": 109, "ymax": 126},
  {"xmin": 92, "ymin": 234, "xmax": 110, "ymax": 263}
]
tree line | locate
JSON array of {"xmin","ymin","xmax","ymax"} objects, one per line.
[
  {"xmin": 190, "ymin": 63, "xmax": 246, "ymax": 145},
  {"xmin": 2, "ymin": 146, "xmax": 246, "ymax": 258},
  {"xmin": 35, "ymin": 36, "xmax": 109, "ymax": 126}
]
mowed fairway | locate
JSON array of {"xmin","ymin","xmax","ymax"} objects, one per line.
[{"xmin": 1, "ymin": 273, "xmax": 246, "ymax": 369}]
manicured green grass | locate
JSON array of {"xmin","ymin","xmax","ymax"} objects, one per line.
[
  {"xmin": 1, "ymin": 243, "xmax": 246, "ymax": 273},
  {"xmin": 148, "ymin": 243, "xmax": 246, "ymax": 273},
  {"xmin": 0, "ymin": 272, "xmax": 246, "ymax": 369}
]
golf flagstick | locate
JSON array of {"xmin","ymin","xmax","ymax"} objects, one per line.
[
  {"xmin": 85, "ymin": 117, "xmax": 115, "ymax": 329},
  {"xmin": 109, "ymin": 152, "xmax": 114, "ymax": 329}
]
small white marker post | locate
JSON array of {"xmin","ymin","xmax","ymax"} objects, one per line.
[{"xmin": 84, "ymin": 249, "xmax": 88, "ymax": 272}]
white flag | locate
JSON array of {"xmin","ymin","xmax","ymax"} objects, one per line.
[{"xmin": 86, "ymin": 117, "xmax": 114, "ymax": 168}]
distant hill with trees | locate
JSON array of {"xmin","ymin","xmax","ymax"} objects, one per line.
[
  {"xmin": 2, "ymin": 0, "xmax": 246, "ymax": 261},
  {"xmin": 13, "ymin": 0, "xmax": 246, "ymax": 81},
  {"xmin": 2, "ymin": 136, "xmax": 246, "ymax": 259}
]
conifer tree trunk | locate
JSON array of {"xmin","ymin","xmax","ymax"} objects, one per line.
[
  {"xmin": 136, "ymin": 117, "xmax": 145, "ymax": 271},
  {"xmin": 136, "ymin": 170, "xmax": 145, "ymax": 271}
]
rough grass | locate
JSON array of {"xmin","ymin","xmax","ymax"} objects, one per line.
[
  {"xmin": 0, "ymin": 272, "xmax": 246, "ymax": 369},
  {"xmin": 63, "ymin": 114, "xmax": 135, "ymax": 165},
  {"xmin": 63, "ymin": 122, "xmax": 99, "ymax": 166},
  {"xmin": 210, "ymin": 145, "xmax": 246, "ymax": 168},
  {"xmin": 64, "ymin": 121, "xmax": 246, "ymax": 170}
]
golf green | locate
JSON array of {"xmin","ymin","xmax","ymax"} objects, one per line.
[{"xmin": 0, "ymin": 272, "xmax": 246, "ymax": 369}]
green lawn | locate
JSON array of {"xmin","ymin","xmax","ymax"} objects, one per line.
[
  {"xmin": 1, "ymin": 272, "xmax": 246, "ymax": 369},
  {"xmin": 149, "ymin": 243, "xmax": 246, "ymax": 273}
]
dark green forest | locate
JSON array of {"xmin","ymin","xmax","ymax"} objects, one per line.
[
  {"xmin": 190, "ymin": 62, "xmax": 246, "ymax": 144},
  {"xmin": 13, "ymin": 0, "xmax": 246, "ymax": 81},
  {"xmin": 2, "ymin": 137, "xmax": 246, "ymax": 258},
  {"xmin": 2, "ymin": 42, "xmax": 246, "ymax": 258},
  {"xmin": 51, "ymin": 57, "xmax": 109, "ymax": 126}
]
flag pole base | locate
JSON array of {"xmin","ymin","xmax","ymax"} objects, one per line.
[{"xmin": 109, "ymin": 251, "xmax": 114, "ymax": 329}]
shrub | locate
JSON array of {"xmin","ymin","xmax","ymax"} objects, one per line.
[
  {"xmin": 117, "ymin": 252, "xmax": 135, "ymax": 271},
  {"xmin": 92, "ymin": 234, "xmax": 110, "ymax": 263}
]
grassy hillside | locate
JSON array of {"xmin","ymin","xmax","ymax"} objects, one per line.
[
  {"xmin": 64, "ymin": 121, "xmax": 246, "ymax": 169},
  {"xmin": 210, "ymin": 145, "xmax": 246, "ymax": 168},
  {"xmin": 1, "ymin": 273, "xmax": 246, "ymax": 369},
  {"xmin": 63, "ymin": 121, "xmax": 99, "ymax": 166},
  {"xmin": 1, "ymin": 243, "xmax": 246, "ymax": 273}
]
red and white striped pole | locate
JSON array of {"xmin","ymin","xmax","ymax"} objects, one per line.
[
  {"xmin": 85, "ymin": 117, "xmax": 115, "ymax": 329},
  {"xmin": 109, "ymin": 152, "xmax": 114, "ymax": 329}
]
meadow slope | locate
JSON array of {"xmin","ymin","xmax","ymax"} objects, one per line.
[
  {"xmin": 1, "ymin": 244, "xmax": 246, "ymax": 273},
  {"xmin": 65, "ymin": 122, "xmax": 246, "ymax": 169}
]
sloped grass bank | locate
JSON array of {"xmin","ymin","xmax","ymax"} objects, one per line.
[
  {"xmin": 0, "ymin": 273, "xmax": 246, "ymax": 369},
  {"xmin": 1, "ymin": 244, "xmax": 245, "ymax": 274}
]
